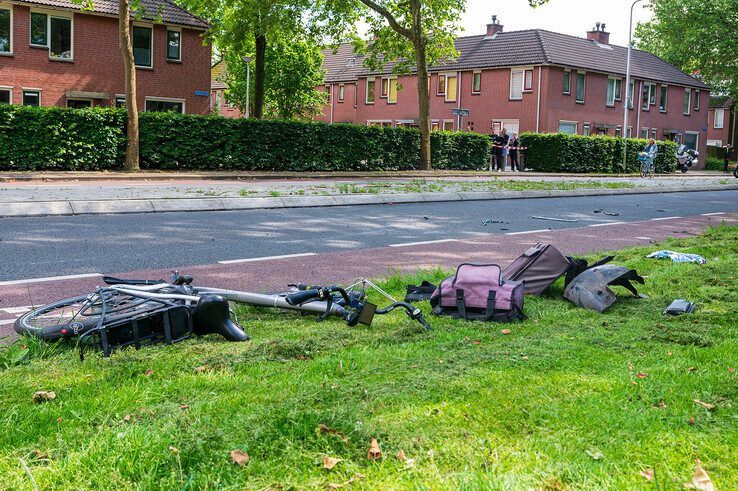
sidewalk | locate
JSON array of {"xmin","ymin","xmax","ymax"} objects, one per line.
[{"xmin": 1, "ymin": 172, "xmax": 737, "ymax": 217}]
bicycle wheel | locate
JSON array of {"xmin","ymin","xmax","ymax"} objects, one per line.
[{"xmin": 15, "ymin": 291, "xmax": 166, "ymax": 341}]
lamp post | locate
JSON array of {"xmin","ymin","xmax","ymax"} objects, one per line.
[
  {"xmin": 623, "ymin": 0, "xmax": 647, "ymax": 171},
  {"xmin": 242, "ymin": 55, "xmax": 254, "ymax": 118}
]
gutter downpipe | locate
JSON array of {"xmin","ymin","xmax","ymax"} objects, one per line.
[
  {"xmin": 536, "ymin": 65, "xmax": 542, "ymax": 133},
  {"xmin": 457, "ymin": 70, "xmax": 462, "ymax": 131},
  {"xmin": 330, "ymin": 84, "xmax": 335, "ymax": 124},
  {"xmin": 623, "ymin": 0, "xmax": 646, "ymax": 170},
  {"xmin": 636, "ymin": 80, "xmax": 643, "ymax": 138}
]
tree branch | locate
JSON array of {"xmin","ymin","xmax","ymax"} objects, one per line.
[{"xmin": 357, "ymin": 0, "xmax": 413, "ymax": 39}]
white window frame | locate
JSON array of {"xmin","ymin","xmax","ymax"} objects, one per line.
[
  {"xmin": 714, "ymin": 108, "xmax": 725, "ymax": 129},
  {"xmin": 582, "ymin": 122, "xmax": 590, "ymax": 136},
  {"xmin": 144, "ymin": 96, "xmax": 185, "ymax": 113},
  {"xmin": 436, "ymin": 74, "xmax": 446, "ymax": 96},
  {"xmin": 523, "ymin": 69, "xmax": 534, "ymax": 92},
  {"xmin": 684, "ymin": 131, "xmax": 699, "ymax": 151},
  {"xmin": 509, "ymin": 68, "xmax": 524, "ymax": 100},
  {"xmin": 114, "ymin": 94, "xmax": 126, "ymax": 107},
  {"xmin": 365, "ymin": 78, "xmax": 375, "ymax": 104},
  {"xmin": 165, "ymin": 26, "xmax": 181, "ymax": 62},
  {"xmin": 575, "ymin": 71, "xmax": 586, "ymax": 103},
  {"xmin": 443, "ymin": 72, "xmax": 457, "ymax": 103},
  {"xmin": 694, "ymin": 90, "xmax": 700, "ymax": 111},
  {"xmin": 47, "ymin": 12, "xmax": 74, "ymax": 61},
  {"xmin": 29, "ymin": 10, "xmax": 48, "ymax": 48},
  {"xmin": 606, "ymin": 77, "xmax": 619, "ymax": 107},
  {"xmin": 659, "ymin": 84, "xmax": 668, "ymax": 113},
  {"xmin": 133, "ymin": 23, "xmax": 154, "ymax": 69},
  {"xmin": 563, "ymin": 69, "xmax": 571, "ymax": 95},
  {"xmin": 0, "ymin": 3, "xmax": 13, "ymax": 55},
  {"xmin": 472, "ymin": 70, "xmax": 481, "ymax": 94},
  {"xmin": 380, "ymin": 77, "xmax": 389, "ymax": 98},
  {"xmin": 385, "ymin": 76, "xmax": 398, "ymax": 104},
  {"xmin": 0, "ymin": 86, "xmax": 11, "ymax": 103},
  {"xmin": 641, "ymin": 82, "xmax": 655, "ymax": 110},
  {"xmin": 683, "ymin": 88, "xmax": 691, "ymax": 115},
  {"xmin": 558, "ymin": 120, "xmax": 578, "ymax": 135},
  {"xmin": 337, "ymin": 83, "xmax": 345, "ymax": 102},
  {"xmin": 366, "ymin": 119, "xmax": 391, "ymax": 127},
  {"xmin": 22, "ymin": 88, "xmax": 42, "ymax": 106},
  {"xmin": 640, "ymin": 128, "xmax": 649, "ymax": 139},
  {"xmin": 442, "ymin": 120, "xmax": 454, "ymax": 131},
  {"xmin": 627, "ymin": 80, "xmax": 635, "ymax": 109}
]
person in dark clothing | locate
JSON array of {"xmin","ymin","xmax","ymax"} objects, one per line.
[
  {"xmin": 509, "ymin": 132, "xmax": 520, "ymax": 171},
  {"xmin": 489, "ymin": 131, "xmax": 498, "ymax": 170},
  {"xmin": 494, "ymin": 128, "xmax": 510, "ymax": 171},
  {"xmin": 724, "ymin": 144, "xmax": 733, "ymax": 173}
]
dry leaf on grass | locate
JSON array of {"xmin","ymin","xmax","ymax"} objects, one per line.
[
  {"xmin": 123, "ymin": 414, "xmax": 132, "ymax": 422},
  {"xmin": 144, "ymin": 369, "xmax": 155, "ymax": 376},
  {"xmin": 640, "ymin": 468, "xmax": 654, "ymax": 482},
  {"xmin": 194, "ymin": 365, "xmax": 210, "ymax": 373},
  {"xmin": 684, "ymin": 459, "xmax": 715, "ymax": 491},
  {"xmin": 694, "ymin": 399, "xmax": 715, "ymax": 410},
  {"xmin": 32, "ymin": 391, "xmax": 56, "ymax": 403},
  {"xmin": 728, "ymin": 367, "xmax": 735, "ymax": 373},
  {"xmin": 32, "ymin": 450, "xmax": 48, "ymax": 460},
  {"xmin": 179, "ymin": 404, "xmax": 189, "ymax": 410},
  {"xmin": 636, "ymin": 372, "xmax": 648, "ymax": 379},
  {"xmin": 367, "ymin": 439, "xmax": 382, "ymax": 460},
  {"xmin": 688, "ymin": 416, "xmax": 696, "ymax": 425},
  {"xmin": 230, "ymin": 449, "xmax": 249, "ymax": 466},
  {"xmin": 654, "ymin": 400, "xmax": 667, "ymax": 409},
  {"xmin": 322, "ymin": 456, "xmax": 341, "ymax": 470},
  {"xmin": 317, "ymin": 424, "xmax": 349, "ymax": 442},
  {"xmin": 500, "ymin": 329, "xmax": 511, "ymax": 335},
  {"xmin": 396, "ymin": 449, "xmax": 406, "ymax": 462},
  {"xmin": 687, "ymin": 367, "xmax": 698, "ymax": 373},
  {"xmin": 169, "ymin": 446, "xmax": 179, "ymax": 454},
  {"xmin": 326, "ymin": 484, "xmax": 342, "ymax": 490}
]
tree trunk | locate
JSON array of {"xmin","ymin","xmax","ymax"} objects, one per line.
[
  {"xmin": 410, "ymin": 0, "xmax": 431, "ymax": 170},
  {"xmin": 119, "ymin": 0, "xmax": 139, "ymax": 171},
  {"xmin": 253, "ymin": 33, "xmax": 267, "ymax": 119}
]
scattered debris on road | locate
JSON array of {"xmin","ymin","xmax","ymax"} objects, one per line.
[{"xmin": 532, "ymin": 216, "xmax": 579, "ymax": 223}]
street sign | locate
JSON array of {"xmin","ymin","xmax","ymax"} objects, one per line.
[
  {"xmin": 451, "ymin": 108, "xmax": 470, "ymax": 116},
  {"xmin": 194, "ymin": 90, "xmax": 209, "ymax": 97}
]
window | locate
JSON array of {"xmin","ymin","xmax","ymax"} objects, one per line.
[
  {"xmin": 524, "ymin": 69, "xmax": 533, "ymax": 91},
  {"xmin": 472, "ymin": 71, "xmax": 481, "ymax": 93},
  {"xmin": 49, "ymin": 16, "xmax": 72, "ymax": 59},
  {"xmin": 23, "ymin": 90, "xmax": 40, "ymax": 106},
  {"xmin": 659, "ymin": 85, "xmax": 667, "ymax": 113},
  {"xmin": 642, "ymin": 83, "xmax": 655, "ymax": 110},
  {"xmin": 563, "ymin": 69, "xmax": 571, "ymax": 94},
  {"xmin": 0, "ymin": 88, "xmax": 10, "ymax": 104},
  {"xmin": 683, "ymin": 88, "xmax": 691, "ymax": 115},
  {"xmin": 431, "ymin": 121, "xmax": 439, "ymax": 132},
  {"xmin": 0, "ymin": 6, "xmax": 11, "ymax": 54},
  {"xmin": 640, "ymin": 128, "xmax": 648, "ymax": 139},
  {"xmin": 338, "ymin": 84, "xmax": 345, "ymax": 102},
  {"xmin": 445, "ymin": 74, "xmax": 457, "ymax": 102},
  {"xmin": 651, "ymin": 128, "xmax": 657, "ymax": 139},
  {"xmin": 714, "ymin": 108, "xmax": 725, "ymax": 129},
  {"xmin": 166, "ymin": 29, "xmax": 180, "ymax": 61},
  {"xmin": 115, "ymin": 96, "xmax": 126, "ymax": 108},
  {"xmin": 67, "ymin": 99, "xmax": 91, "ymax": 109},
  {"xmin": 30, "ymin": 12, "xmax": 47, "ymax": 46},
  {"xmin": 437, "ymin": 75, "xmax": 446, "ymax": 96},
  {"xmin": 582, "ymin": 123, "xmax": 590, "ymax": 136},
  {"xmin": 626, "ymin": 127, "xmax": 633, "ymax": 138},
  {"xmin": 627, "ymin": 80, "xmax": 634, "ymax": 109},
  {"xmin": 694, "ymin": 90, "xmax": 700, "ymax": 110},
  {"xmin": 606, "ymin": 78, "xmax": 621, "ymax": 106},
  {"xmin": 684, "ymin": 131, "xmax": 698, "ymax": 151},
  {"xmin": 615, "ymin": 126, "xmax": 622, "ymax": 137},
  {"xmin": 133, "ymin": 25, "xmax": 152, "ymax": 68},
  {"xmin": 558, "ymin": 121, "xmax": 577, "ymax": 134},
  {"xmin": 387, "ymin": 78, "xmax": 398, "ymax": 104},
  {"xmin": 366, "ymin": 79, "xmax": 375, "ymax": 104},
  {"xmin": 381, "ymin": 78, "xmax": 389, "ymax": 98},
  {"xmin": 575, "ymin": 72, "xmax": 585, "ymax": 103},
  {"xmin": 145, "ymin": 99, "xmax": 184, "ymax": 113},
  {"xmin": 442, "ymin": 120, "xmax": 454, "ymax": 131},
  {"xmin": 510, "ymin": 69, "xmax": 524, "ymax": 100},
  {"xmin": 324, "ymin": 85, "xmax": 330, "ymax": 104}
]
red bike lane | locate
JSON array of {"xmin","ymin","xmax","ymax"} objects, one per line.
[{"xmin": 1, "ymin": 213, "xmax": 735, "ymax": 342}]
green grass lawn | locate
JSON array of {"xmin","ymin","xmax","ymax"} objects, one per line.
[{"xmin": 1, "ymin": 226, "xmax": 737, "ymax": 489}]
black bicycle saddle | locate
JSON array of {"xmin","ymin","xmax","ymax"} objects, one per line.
[{"xmin": 193, "ymin": 295, "xmax": 250, "ymax": 342}]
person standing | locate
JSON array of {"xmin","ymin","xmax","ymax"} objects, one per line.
[
  {"xmin": 495, "ymin": 128, "xmax": 510, "ymax": 172},
  {"xmin": 723, "ymin": 144, "xmax": 733, "ymax": 173},
  {"xmin": 643, "ymin": 138, "xmax": 658, "ymax": 178},
  {"xmin": 489, "ymin": 130, "xmax": 498, "ymax": 171},
  {"xmin": 509, "ymin": 132, "xmax": 520, "ymax": 172}
]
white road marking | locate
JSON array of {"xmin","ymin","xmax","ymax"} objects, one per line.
[
  {"xmin": 389, "ymin": 239, "xmax": 459, "ymax": 248},
  {"xmin": 651, "ymin": 216, "xmax": 682, "ymax": 221},
  {"xmin": 636, "ymin": 237, "xmax": 651, "ymax": 240},
  {"xmin": 1, "ymin": 306, "xmax": 32, "ymax": 314},
  {"xmin": 701, "ymin": 212, "xmax": 726, "ymax": 216},
  {"xmin": 504, "ymin": 229, "xmax": 551, "ymax": 236},
  {"xmin": 588, "ymin": 222, "xmax": 626, "ymax": 227},
  {"xmin": 0, "ymin": 319, "xmax": 15, "ymax": 326},
  {"xmin": 0, "ymin": 273, "xmax": 102, "ymax": 287},
  {"xmin": 218, "ymin": 252, "xmax": 317, "ymax": 265}
]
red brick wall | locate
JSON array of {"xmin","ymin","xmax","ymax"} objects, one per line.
[
  {"xmin": 706, "ymin": 108, "xmax": 732, "ymax": 147},
  {"xmin": 1, "ymin": 5, "xmax": 211, "ymax": 114},
  {"xmin": 210, "ymin": 89, "xmax": 243, "ymax": 118}
]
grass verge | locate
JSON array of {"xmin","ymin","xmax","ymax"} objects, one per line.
[{"xmin": 0, "ymin": 226, "xmax": 736, "ymax": 489}]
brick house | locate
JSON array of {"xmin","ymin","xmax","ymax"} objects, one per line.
[
  {"xmin": 210, "ymin": 60, "xmax": 242, "ymax": 118},
  {"xmin": 707, "ymin": 96, "xmax": 735, "ymax": 154},
  {"xmin": 317, "ymin": 18, "xmax": 710, "ymax": 163},
  {"xmin": 0, "ymin": 0, "xmax": 211, "ymax": 114}
]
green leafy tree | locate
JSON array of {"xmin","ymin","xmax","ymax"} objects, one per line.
[
  {"xmin": 635, "ymin": 0, "xmax": 738, "ymax": 98},
  {"xmin": 343, "ymin": 0, "xmax": 550, "ymax": 170},
  {"xmin": 222, "ymin": 36, "xmax": 327, "ymax": 120}
]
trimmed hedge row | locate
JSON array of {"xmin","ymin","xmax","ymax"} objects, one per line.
[
  {"xmin": 0, "ymin": 105, "xmax": 491, "ymax": 171},
  {"xmin": 520, "ymin": 132, "xmax": 678, "ymax": 174}
]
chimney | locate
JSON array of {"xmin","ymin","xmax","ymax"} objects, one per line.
[
  {"xmin": 486, "ymin": 15, "xmax": 503, "ymax": 38},
  {"xmin": 586, "ymin": 21, "xmax": 610, "ymax": 45}
]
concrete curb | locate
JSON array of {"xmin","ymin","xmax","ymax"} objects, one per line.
[{"xmin": 1, "ymin": 184, "xmax": 737, "ymax": 218}]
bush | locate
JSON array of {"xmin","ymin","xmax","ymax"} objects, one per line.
[
  {"xmin": 520, "ymin": 132, "xmax": 678, "ymax": 174},
  {"xmin": 705, "ymin": 157, "xmax": 725, "ymax": 171},
  {"xmin": 0, "ymin": 105, "xmax": 491, "ymax": 172}
]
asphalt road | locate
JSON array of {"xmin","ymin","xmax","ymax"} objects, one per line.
[{"xmin": 1, "ymin": 190, "xmax": 736, "ymax": 282}]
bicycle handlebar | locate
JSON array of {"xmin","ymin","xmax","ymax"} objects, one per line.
[{"xmin": 285, "ymin": 289, "xmax": 323, "ymax": 306}]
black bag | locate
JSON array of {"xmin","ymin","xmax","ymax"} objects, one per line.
[{"xmin": 502, "ymin": 243, "xmax": 575, "ymax": 295}]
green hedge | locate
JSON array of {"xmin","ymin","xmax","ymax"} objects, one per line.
[
  {"xmin": 520, "ymin": 132, "xmax": 678, "ymax": 174},
  {"xmin": 705, "ymin": 157, "xmax": 725, "ymax": 171},
  {"xmin": 0, "ymin": 105, "xmax": 490, "ymax": 171}
]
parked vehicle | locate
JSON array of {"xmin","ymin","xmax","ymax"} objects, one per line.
[{"xmin": 676, "ymin": 144, "xmax": 699, "ymax": 173}]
